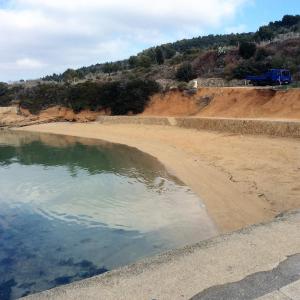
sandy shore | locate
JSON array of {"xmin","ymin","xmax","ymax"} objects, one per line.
[{"xmin": 18, "ymin": 122, "xmax": 300, "ymax": 232}]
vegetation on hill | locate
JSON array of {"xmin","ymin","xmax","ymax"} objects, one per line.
[
  {"xmin": 41, "ymin": 14, "xmax": 300, "ymax": 84},
  {"xmin": 1, "ymin": 80, "xmax": 160, "ymax": 115}
]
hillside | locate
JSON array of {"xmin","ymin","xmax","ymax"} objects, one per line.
[{"xmin": 41, "ymin": 14, "xmax": 300, "ymax": 84}]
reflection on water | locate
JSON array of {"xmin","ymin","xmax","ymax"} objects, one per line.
[{"xmin": 0, "ymin": 130, "xmax": 217, "ymax": 299}]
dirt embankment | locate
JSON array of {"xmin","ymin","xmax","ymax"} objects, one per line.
[
  {"xmin": 142, "ymin": 87, "xmax": 300, "ymax": 119},
  {"xmin": 0, "ymin": 106, "xmax": 105, "ymax": 127},
  {"xmin": 1, "ymin": 87, "xmax": 300, "ymax": 127}
]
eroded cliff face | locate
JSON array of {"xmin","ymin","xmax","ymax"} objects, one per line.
[
  {"xmin": 0, "ymin": 106, "xmax": 109, "ymax": 127},
  {"xmin": 0, "ymin": 106, "xmax": 33, "ymax": 127},
  {"xmin": 142, "ymin": 87, "xmax": 300, "ymax": 119}
]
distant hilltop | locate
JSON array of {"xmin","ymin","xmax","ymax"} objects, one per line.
[{"xmin": 37, "ymin": 14, "xmax": 300, "ymax": 84}]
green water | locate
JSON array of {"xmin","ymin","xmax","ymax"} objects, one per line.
[{"xmin": 0, "ymin": 130, "xmax": 217, "ymax": 299}]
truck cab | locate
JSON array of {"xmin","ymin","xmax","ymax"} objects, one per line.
[
  {"xmin": 278, "ymin": 69, "xmax": 292, "ymax": 84},
  {"xmin": 246, "ymin": 69, "xmax": 292, "ymax": 86}
]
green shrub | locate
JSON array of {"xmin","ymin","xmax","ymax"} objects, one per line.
[
  {"xmin": 69, "ymin": 81, "xmax": 101, "ymax": 112},
  {"xmin": 19, "ymin": 84, "xmax": 69, "ymax": 113},
  {"xmin": 128, "ymin": 56, "xmax": 139, "ymax": 68},
  {"xmin": 0, "ymin": 82, "xmax": 8, "ymax": 96},
  {"xmin": 176, "ymin": 63, "xmax": 196, "ymax": 82},
  {"xmin": 137, "ymin": 55, "xmax": 152, "ymax": 69},
  {"xmin": 177, "ymin": 82, "xmax": 188, "ymax": 91},
  {"xmin": 255, "ymin": 26, "xmax": 275, "ymax": 42},
  {"xmin": 155, "ymin": 47, "xmax": 165, "ymax": 65},
  {"xmin": 239, "ymin": 42, "xmax": 257, "ymax": 59},
  {"xmin": 18, "ymin": 80, "xmax": 160, "ymax": 115},
  {"xmin": 0, "ymin": 82, "xmax": 11, "ymax": 106},
  {"xmin": 282, "ymin": 15, "xmax": 300, "ymax": 27},
  {"xmin": 162, "ymin": 45, "xmax": 176, "ymax": 59},
  {"xmin": 169, "ymin": 54, "xmax": 185, "ymax": 65},
  {"xmin": 68, "ymin": 80, "xmax": 160, "ymax": 114},
  {"xmin": 270, "ymin": 55, "xmax": 285, "ymax": 69},
  {"xmin": 232, "ymin": 59, "xmax": 267, "ymax": 79},
  {"xmin": 255, "ymin": 48, "xmax": 271, "ymax": 61},
  {"xmin": 62, "ymin": 69, "xmax": 78, "ymax": 82},
  {"xmin": 110, "ymin": 80, "xmax": 160, "ymax": 115}
]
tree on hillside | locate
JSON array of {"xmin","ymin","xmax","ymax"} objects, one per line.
[
  {"xmin": 155, "ymin": 47, "xmax": 165, "ymax": 65},
  {"xmin": 162, "ymin": 45, "xmax": 176, "ymax": 59},
  {"xmin": 239, "ymin": 42, "xmax": 257, "ymax": 59},
  {"xmin": 138, "ymin": 55, "xmax": 152, "ymax": 68},
  {"xmin": 255, "ymin": 26, "xmax": 275, "ymax": 42},
  {"xmin": 0, "ymin": 84, "xmax": 12, "ymax": 106},
  {"xmin": 128, "ymin": 56, "xmax": 139, "ymax": 68},
  {"xmin": 255, "ymin": 47, "xmax": 271, "ymax": 61},
  {"xmin": 62, "ymin": 69, "xmax": 78, "ymax": 83},
  {"xmin": 0, "ymin": 82, "xmax": 8, "ymax": 97},
  {"xmin": 176, "ymin": 62, "xmax": 196, "ymax": 82},
  {"xmin": 102, "ymin": 62, "xmax": 122, "ymax": 74},
  {"xmin": 282, "ymin": 15, "xmax": 300, "ymax": 27}
]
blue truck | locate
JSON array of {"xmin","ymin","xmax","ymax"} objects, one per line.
[{"xmin": 246, "ymin": 69, "xmax": 292, "ymax": 86}]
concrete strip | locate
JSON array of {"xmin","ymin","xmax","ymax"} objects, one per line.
[
  {"xmin": 96, "ymin": 116, "xmax": 300, "ymax": 138},
  {"xmin": 256, "ymin": 291, "xmax": 291, "ymax": 300},
  {"xmin": 97, "ymin": 116, "xmax": 172, "ymax": 126},
  {"xmin": 175, "ymin": 117, "xmax": 300, "ymax": 138},
  {"xmin": 190, "ymin": 253, "xmax": 300, "ymax": 299},
  {"xmin": 280, "ymin": 279, "xmax": 300, "ymax": 300},
  {"xmin": 24, "ymin": 211, "xmax": 300, "ymax": 300}
]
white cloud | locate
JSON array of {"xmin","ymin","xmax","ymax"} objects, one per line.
[
  {"xmin": 225, "ymin": 24, "xmax": 247, "ymax": 33},
  {"xmin": 16, "ymin": 58, "xmax": 46, "ymax": 68},
  {"xmin": 0, "ymin": 0, "xmax": 250, "ymax": 81}
]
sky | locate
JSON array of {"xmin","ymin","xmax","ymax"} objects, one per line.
[{"xmin": 0, "ymin": 0, "xmax": 299, "ymax": 82}]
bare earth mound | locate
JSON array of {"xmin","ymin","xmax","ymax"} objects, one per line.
[
  {"xmin": 0, "ymin": 106, "xmax": 105, "ymax": 127},
  {"xmin": 142, "ymin": 87, "xmax": 300, "ymax": 119}
]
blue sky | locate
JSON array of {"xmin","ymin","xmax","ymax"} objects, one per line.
[
  {"xmin": 0, "ymin": 0, "xmax": 299, "ymax": 82},
  {"xmin": 231, "ymin": 0, "xmax": 300, "ymax": 33}
]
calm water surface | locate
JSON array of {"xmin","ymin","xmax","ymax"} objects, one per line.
[{"xmin": 0, "ymin": 130, "xmax": 217, "ymax": 299}]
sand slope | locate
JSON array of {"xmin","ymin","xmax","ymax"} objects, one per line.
[{"xmin": 143, "ymin": 87, "xmax": 300, "ymax": 119}]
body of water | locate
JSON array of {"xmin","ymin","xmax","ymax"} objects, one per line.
[{"xmin": 0, "ymin": 130, "xmax": 217, "ymax": 299}]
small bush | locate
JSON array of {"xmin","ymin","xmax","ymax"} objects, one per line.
[
  {"xmin": 19, "ymin": 84, "xmax": 69, "ymax": 114},
  {"xmin": 0, "ymin": 82, "xmax": 12, "ymax": 106},
  {"xmin": 255, "ymin": 48, "xmax": 271, "ymax": 61},
  {"xmin": 137, "ymin": 55, "xmax": 152, "ymax": 69},
  {"xmin": 232, "ymin": 59, "xmax": 267, "ymax": 79},
  {"xmin": 177, "ymin": 82, "xmax": 188, "ymax": 91},
  {"xmin": 239, "ymin": 42, "xmax": 257, "ymax": 59},
  {"xmin": 176, "ymin": 63, "xmax": 196, "ymax": 82},
  {"xmin": 155, "ymin": 47, "xmax": 165, "ymax": 65},
  {"xmin": 255, "ymin": 26, "xmax": 275, "ymax": 42},
  {"xmin": 0, "ymin": 82, "xmax": 8, "ymax": 96}
]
